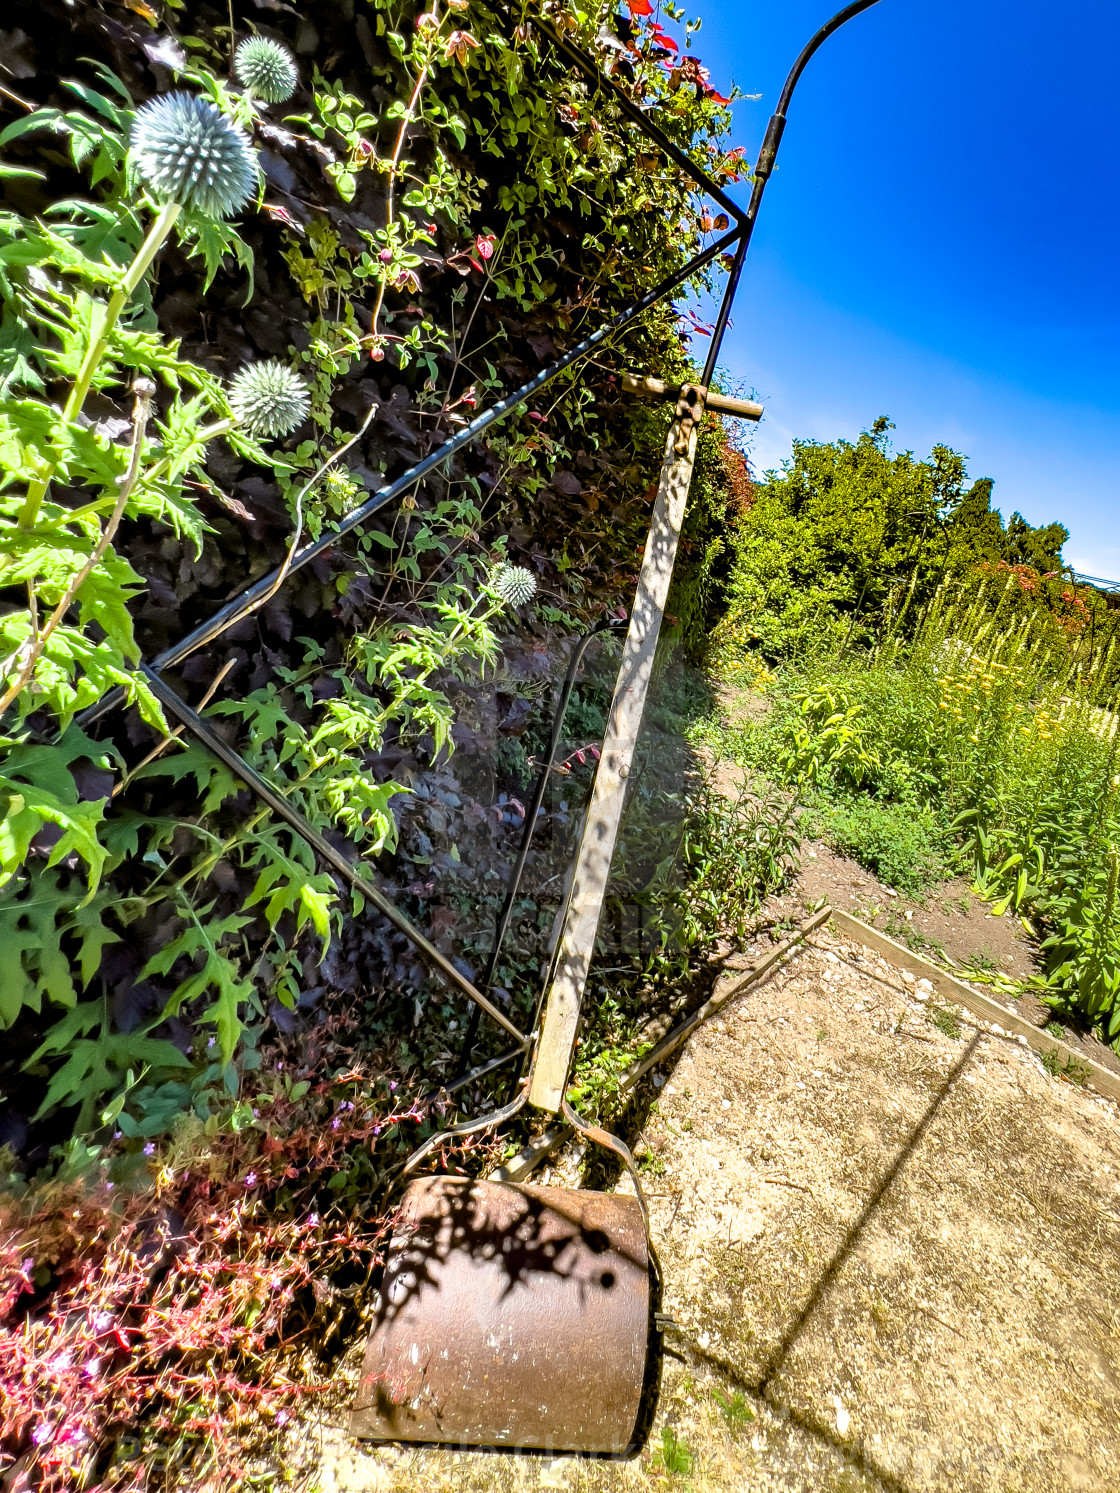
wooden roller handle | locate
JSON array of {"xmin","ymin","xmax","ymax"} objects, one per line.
[{"xmin": 620, "ymin": 371, "xmax": 763, "ymax": 421}]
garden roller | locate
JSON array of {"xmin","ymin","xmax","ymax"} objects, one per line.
[{"xmin": 350, "ymin": 390, "xmax": 713, "ymax": 1455}]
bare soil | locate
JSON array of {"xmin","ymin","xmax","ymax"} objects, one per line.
[
  {"xmin": 791, "ymin": 844, "xmax": 1035, "ymax": 979},
  {"xmin": 292, "ymin": 912, "xmax": 1120, "ymax": 1492},
  {"xmin": 775, "ymin": 839, "xmax": 1120, "ymax": 1082}
]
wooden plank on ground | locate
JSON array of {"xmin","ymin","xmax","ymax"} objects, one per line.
[
  {"xmin": 830, "ymin": 908, "xmax": 1120, "ymax": 1103},
  {"xmin": 497, "ymin": 908, "xmax": 828, "ymax": 1181}
]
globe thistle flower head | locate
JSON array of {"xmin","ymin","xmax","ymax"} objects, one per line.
[
  {"xmin": 130, "ymin": 93, "xmax": 257, "ymax": 219},
  {"xmin": 228, "ymin": 361, "xmax": 310, "ymax": 437},
  {"xmin": 493, "ymin": 564, "xmax": 537, "ymax": 608},
  {"xmin": 234, "ymin": 36, "xmax": 299, "ymax": 103}
]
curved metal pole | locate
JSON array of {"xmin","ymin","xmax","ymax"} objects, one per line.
[
  {"xmin": 700, "ymin": 0, "xmax": 884, "ymax": 384},
  {"xmin": 778, "ymin": 0, "xmax": 885, "ymax": 115}
]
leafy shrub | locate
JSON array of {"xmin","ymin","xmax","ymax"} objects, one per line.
[
  {"xmin": 1040, "ymin": 847, "xmax": 1120, "ymax": 1043},
  {"xmin": 716, "ymin": 563, "xmax": 1120, "ymax": 1044},
  {"xmin": 809, "ymin": 792, "xmax": 952, "ymax": 896},
  {"xmin": 716, "ymin": 421, "xmax": 1075, "ymax": 665}
]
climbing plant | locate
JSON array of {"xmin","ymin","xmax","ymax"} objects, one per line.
[{"xmin": 0, "ymin": 0, "xmax": 750, "ymax": 1159}]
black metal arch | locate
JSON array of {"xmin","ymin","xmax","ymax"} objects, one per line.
[{"xmin": 60, "ymin": 1, "xmax": 883, "ymax": 1057}]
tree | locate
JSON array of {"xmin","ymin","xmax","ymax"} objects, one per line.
[{"xmin": 717, "ymin": 422, "xmax": 1068, "ymax": 659}]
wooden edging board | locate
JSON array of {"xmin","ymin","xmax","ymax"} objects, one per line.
[
  {"xmin": 493, "ymin": 908, "xmax": 829, "ymax": 1182},
  {"xmin": 830, "ymin": 907, "xmax": 1120, "ymax": 1104},
  {"xmin": 495, "ymin": 904, "xmax": 1120, "ymax": 1185}
]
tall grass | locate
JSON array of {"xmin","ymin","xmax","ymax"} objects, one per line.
[{"xmin": 715, "ymin": 569, "xmax": 1120, "ymax": 1044}]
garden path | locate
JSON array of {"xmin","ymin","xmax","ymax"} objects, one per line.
[{"xmin": 299, "ymin": 913, "xmax": 1120, "ymax": 1492}]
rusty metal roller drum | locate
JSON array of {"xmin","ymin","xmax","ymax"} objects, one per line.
[{"xmin": 351, "ymin": 1176, "xmax": 651, "ymax": 1453}]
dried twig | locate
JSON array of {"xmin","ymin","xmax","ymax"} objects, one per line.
[
  {"xmin": 763, "ymin": 1175, "xmax": 813, "ymax": 1195},
  {"xmin": 913, "ymin": 1301, "xmax": 963, "ymax": 1337}
]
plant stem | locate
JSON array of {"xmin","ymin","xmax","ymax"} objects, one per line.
[
  {"xmin": 369, "ymin": 28, "xmax": 435, "ymax": 347},
  {"xmin": 0, "ymin": 380, "xmax": 155, "ymax": 717},
  {"xmin": 16, "ymin": 201, "xmax": 182, "ymax": 529},
  {"xmin": 240, "ymin": 400, "xmax": 380, "ymax": 620}
]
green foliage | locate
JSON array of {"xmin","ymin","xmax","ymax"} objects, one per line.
[
  {"xmin": 0, "ymin": 71, "xmax": 282, "ymax": 738},
  {"xmin": 809, "ymin": 794, "xmax": 951, "ymax": 897},
  {"xmin": 927, "ymin": 1003, "xmax": 963, "ymax": 1040},
  {"xmin": 1, "ymin": 728, "xmax": 116, "ymax": 894},
  {"xmin": 711, "ymin": 421, "xmax": 1078, "ymax": 666},
  {"xmin": 778, "ymin": 686, "xmax": 888, "ymax": 792},
  {"xmin": 0, "ymin": 0, "xmax": 751, "ymax": 1156},
  {"xmin": 1038, "ymin": 1047, "xmax": 1091, "ymax": 1085},
  {"xmin": 714, "ymin": 554, "xmax": 1120, "ymax": 1043},
  {"xmin": 606, "ymin": 776, "xmax": 800, "ymax": 966},
  {"xmin": 1040, "ymin": 847, "xmax": 1120, "ymax": 1042},
  {"xmin": 712, "ymin": 1387, "xmax": 755, "ymax": 1435},
  {"xmin": 652, "ymin": 1425, "xmax": 695, "ymax": 1478}
]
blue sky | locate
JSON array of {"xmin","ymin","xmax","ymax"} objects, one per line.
[{"xmin": 672, "ymin": 0, "xmax": 1119, "ymax": 576}]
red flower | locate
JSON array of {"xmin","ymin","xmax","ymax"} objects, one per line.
[{"xmin": 628, "ymin": 0, "xmax": 654, "ymax": 14}]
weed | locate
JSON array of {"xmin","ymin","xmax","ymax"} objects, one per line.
[
  {"xmin": 928, "ymin": 1004, "xmax": 963, "ymax": 1039},
  {"xmin": 813, "ymin": 794, "xmax": 952, "ymax": 897},
  {"xmin": 712, "ymin": 1387, "xmax": 755, "ymax": 1435},
  {"xmin": 1039, "ymin": 1049, "xmax": 1090, "ymax": 1086},
  {"xmin": 958, "ymin": 953, "xmax": 1000, "ymax": 984},
  {"xmin": 885, "ymin": 912, "xmax": 909, "ymax": 941},
  {"xmin": 652, "ymin": 1425, "xmax": 695, "ymax": 1479}
]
